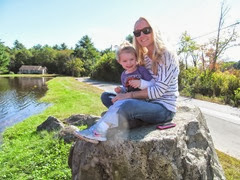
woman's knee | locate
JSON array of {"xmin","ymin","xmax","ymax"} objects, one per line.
[
  {"xmin": 101, "ymin": 92, "xmax": 114, "ymax": 108},
  {"xmin": 117, "ymin": 100, "xmax": 137, "ymax": 119},
  {"xmin": 117, "ymin": 100, "xmax": 147, "ymax": 129}
]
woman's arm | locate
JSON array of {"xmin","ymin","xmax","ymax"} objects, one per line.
[
  {"xmin": 111, "ymin": 88, "xmax": 148, "ymax": 103},
  {"xmin": 147, "ymin": 52, "xmax": 179, "ymax": 100}
]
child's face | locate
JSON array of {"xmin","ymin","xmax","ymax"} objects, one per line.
[{"xmin": 119, "ymin": 52, "xmax": 138, "ymax": 73}]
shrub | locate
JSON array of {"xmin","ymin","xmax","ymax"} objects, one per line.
[
  {"xmin": 178, "ymin": 67, "xmax": 200, "ymax": 97},
  {"xmin": 179, "ymin": 67, "xmax": 240, "ymax": 107},
  {"xmin": 91, "ymin": 52, "xmax": 123, "ymax": 83},
  {"xmin": 234, "ymin": 88, "xmax": 240, "ymax": 107}
]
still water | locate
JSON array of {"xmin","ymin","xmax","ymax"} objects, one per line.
[{"xmin": 0, "ymin": 77, "xmax": 52, "ymax": 133}]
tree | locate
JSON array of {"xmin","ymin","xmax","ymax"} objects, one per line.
[
  {"xmin": 126, "ymin": 34, "xmax": 133, "ymax": 44},
  {"xmin": 177, "ymin": 31, "xmax": 200, "ymax": 69},
  {"xmin": 32, "ymin": 44, "xmax": 42, "ymax": 50},
  {"xmin": 91, "ymin": 51, "xmax": 123, "ymax": 82},
  {"xmin": 38, "ymin": 46, "xmax": 56, "ymax": 73},
  {"xmin": 0, "ymin": 41, "xmax": 10, "ymax": 73},
  {"xmin": 10, "ymin": 48, "xmax": 32, "ymax": 73},
  {"xmin": 52, "ymin": 43, "xmax": 68, "ymax": 50},
  {"xmin": 74, "ymin": 35, "xmax": 100, "ymax": 76},
  {"xmin": 100, "ymin": 46, "xmax": 113, "ymax": 56},
  {"xmin": 52, "ymin": 44, "xmax": 60, "ymax": 50},
  {"xmin": 233, "ymin": 60, "xmax": 240, "ymax": 69},
  {"xmin": 55, "ymin": 49, "xmax": 73, "ymax": 74},
  {"xmin": 15, "ymin": 49, "xmax": 32, "ymax": 65},
  {"xmin": 210, "ymin": 1, "xmax": 240, "ymax": 71},
  {"xmin": 13, "ymin": 40, "xmax": 25, "ymax": 50},
  {"xmin": 60, "ymin": 43, "xmax": 67, "ymax": 50},
  {"xmin": 66, "ymin": 56, "xmax": 84, "ymax": 77}
]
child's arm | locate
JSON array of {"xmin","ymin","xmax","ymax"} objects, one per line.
[
  {"xmin": 114, "ymin": 86, "xmax": 126, "ymax": 93},
  {"xmin": 129, "ymin": 66, "xmax": 154, "ymax": 89},
  {"xmin": 130, "ymin": 79, "xmax": 155, "ymax": 89}
]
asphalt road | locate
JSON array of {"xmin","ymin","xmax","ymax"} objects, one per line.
[{"xmin": 76, "ymin": 77, "xmax": 240, "ymax": 160}]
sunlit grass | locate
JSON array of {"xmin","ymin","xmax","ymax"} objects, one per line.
[
  {"xmin": 0, "ymin": 77, "xmax": 106, "ymax": 179},
  {"xmin": 217, "ymin": 150, "xmax": 240, "ymax": 180}
]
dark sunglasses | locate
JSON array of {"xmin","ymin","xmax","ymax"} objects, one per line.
[{"xmin": 133, "ymin": 27, "xmax": 152, "ymax": 37}]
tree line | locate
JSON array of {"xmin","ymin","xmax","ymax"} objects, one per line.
[
  {"xmin": 0, "ymin": 29, "xmax": 240, "ymax": 106},
  {"xmin": 0, "ymin": 35, "xmax": 101, "ymax": 77}
]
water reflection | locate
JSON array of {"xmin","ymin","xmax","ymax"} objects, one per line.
[{"xmin": 0, "ymin": 77, "xmax": 52, "ymax": 133}]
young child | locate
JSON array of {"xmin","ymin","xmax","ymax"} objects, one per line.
[{"xmin": 74, "ymin": 42, "xmax": 154, "ymax": 144}]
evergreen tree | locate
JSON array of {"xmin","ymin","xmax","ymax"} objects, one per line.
[
  {"xmin": 74, "ymin": 35, "xmax": 100, "ymax": 76},
  {"xmin": 60, "ymin": 43, "xmax": 67, "ymax": 50},
  {"xmin": 13, "ymin": 40, "xmax": 25, "ymax": 50},
  {"xmin": 125, "ymin": 34, "xmax": 133, "ymax": 44}
]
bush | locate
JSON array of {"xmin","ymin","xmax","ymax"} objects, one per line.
[
  {"xmin": 179, "ymin": 68, "xmax": 240, "ymax": 107},
  {"xmin": 178, "ymin": 67, "xmax": 201, "ymax": 97},
  {"xmin": 234, "ymin": 88, "xmax": 240, "ymax": 107},
  {"xmin": 91, "ymin": 52, "xmax": 123, "ymax": 83}
]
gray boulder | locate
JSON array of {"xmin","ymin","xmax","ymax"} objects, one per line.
[
  {"xmin": 58, "ymin": 125, "xmax": 79, "ymax": 143},
  {"xmin": 69, "ymin": 103, "xmax": 225, "ymax": 180},
  {"xmin": 37, "ymin": 116, "xmax": 64, "ymax": 132},
  {"xmin": 64, "ymin": 114, "xmax": 99, "ymax": 126}
]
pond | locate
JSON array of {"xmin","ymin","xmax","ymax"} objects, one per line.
[{"xmin": 0, "ymin": 77, "xmax": 52, "ymax": 133}]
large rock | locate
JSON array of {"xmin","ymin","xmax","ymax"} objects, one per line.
[
  {"xmin": 69, "ymin": 103, "xmax": 225, "ymax": 180},
  {"xmin": 58, "ymin": 125, "xmax": 79, "ymax": 143},
  {"xmin": 37, "ymin": 116, "xmax": 64, "ymax": 132},
  {"xmin": 64, "ymin": 114, "xmax": 99, "ymax": 126}
]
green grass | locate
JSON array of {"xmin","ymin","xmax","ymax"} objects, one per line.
[
  {"xmin": 0, "ymin": 77, "xmax": 106, "ymax": 179},
  {"xmin": 0, "ymin": 77, "xmax": 239, "ymax": 179},
  {"xmin": 217, "ymin": 150, "xmax": 240, "ymax": 180}
]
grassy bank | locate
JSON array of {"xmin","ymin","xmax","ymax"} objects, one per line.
[
  {"xmin": 0, "ymin": 77, "xmax": 106, "ymax": 179},
  {"xmin": 0, "ymin": 77, "xmax": 239, "ymax": 179},
  {"xmin": 217, "ymin": 150, "xmax": 240, "ymax": 180}
]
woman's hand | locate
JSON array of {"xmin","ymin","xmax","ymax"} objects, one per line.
[
  {"xmin": 129, "ymin": 79, "xmax": 141, "ymax": 88},
  {"xmin": 112, "ymin": 93, "xmax": 131, "ymax": 103}
]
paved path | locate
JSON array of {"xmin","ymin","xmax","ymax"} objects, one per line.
[{"xmin": 76, "ymin": 77, "xmax": 240, "ymax": 160}]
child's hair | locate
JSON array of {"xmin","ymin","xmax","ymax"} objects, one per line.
[{"xmin": 116, "ymin": 41, "xmax": 137, "ymax": 62}]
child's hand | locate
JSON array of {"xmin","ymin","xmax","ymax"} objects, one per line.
[
  {"xmin": 114, "ymin": 86, "xmax": 122, "ymax": 93},
  {"xmin": 129, "ymin": 80, "xmax": 141, "ymax": 88}
]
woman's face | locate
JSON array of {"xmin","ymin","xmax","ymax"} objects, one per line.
[{"xmin": 134, "ymin": 19, "xmax": 154, "ymax": 50}]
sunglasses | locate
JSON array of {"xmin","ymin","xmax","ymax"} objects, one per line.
[{"xmin": 133, "ymin": 27, "xmax": 152, "ymax": 37}]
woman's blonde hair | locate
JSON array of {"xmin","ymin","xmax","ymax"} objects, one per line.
[
  {"xmin": 116, "ymin": 41, "xmax": 137, "ymax": 62},
  {"xmin": 133, "ymin": 17, "xmax": 166, "ymax": 75}
]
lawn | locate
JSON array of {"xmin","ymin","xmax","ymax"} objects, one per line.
[
  {"xmin": 0, "ymin": 76, "xmax": 239, "ymax": 179},
  {"xmin": 0, "ymin": 77, "xmax": 106, "ymax": 179}
]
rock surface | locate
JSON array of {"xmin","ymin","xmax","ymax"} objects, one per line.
[
  {"xmin": 58, "ymin": 125, "xmax": 79, "ymax": 143},
  {"xmin": 69, "ymin": 103, "xmax": 225, "ymax": 180},
  {"xmin": 37, "ymin": 116, "xmax": 64, "ymax": 132},
  {"xmin": 64, "ymin": 114, "xmax": 99, "ymax": 126}
]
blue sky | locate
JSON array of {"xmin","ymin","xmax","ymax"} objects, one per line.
[{"xmin": 0, "ymin": 0, "xmax": 239, "ymax": 60}]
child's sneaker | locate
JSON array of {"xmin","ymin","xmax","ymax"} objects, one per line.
[{"xmin": 74, "ymin": 125, "xmax": 107, "ymax": 144}]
